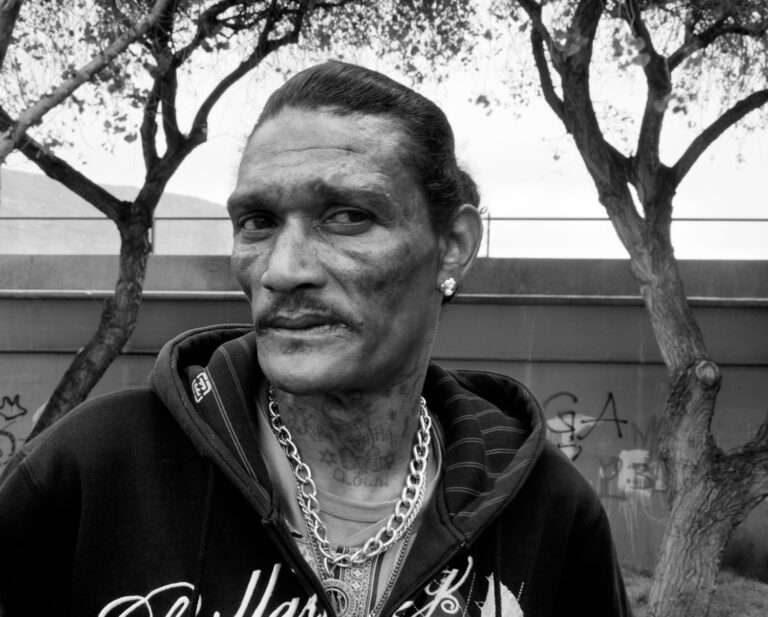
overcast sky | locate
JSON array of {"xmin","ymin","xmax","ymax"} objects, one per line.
[{"xmin": 5, "ymin": 51, "xmax": 766, "ymax": 259}]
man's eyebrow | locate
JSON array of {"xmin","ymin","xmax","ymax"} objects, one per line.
[
  {"xmin": 313, "ymin": 181, "xmax": 393, "ymax": 209},
  {"xmin": 226, "ymin": 191, "xmax": 267, "ymax": 214},
  {"xmin": 226, "ymin": 180, "xmax": 395, "ymax": 214}
]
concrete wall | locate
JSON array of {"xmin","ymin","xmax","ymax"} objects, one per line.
[
  {"xmin": 2, "ymin": 256, "xmax": 767, "ymax": 578},
  {"xmin": 3, "ymin": 254, "xmax": 768, "ymax": 296}
]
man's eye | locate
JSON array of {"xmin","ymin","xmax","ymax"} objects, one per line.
[
  {"xmin": 325, "ymin": 209, "xmax": 372, "ymax": 226},
  {"xmin": 239, "ymin": 214, "xmax": 275, "ymax": 232}
]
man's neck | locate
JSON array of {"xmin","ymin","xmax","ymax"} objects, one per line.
[{"xmin": 271, "ymin": 378, "xmax": 425, "ymax": 502}]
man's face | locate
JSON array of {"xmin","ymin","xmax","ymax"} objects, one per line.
[{"xmin": 228, "ymin": 108, "xmax": 445, "ymax": 395}]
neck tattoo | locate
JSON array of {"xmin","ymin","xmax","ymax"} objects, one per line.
[{"xmin": 267, "ymin": 385, "xmax": 432, "ymax": 617}]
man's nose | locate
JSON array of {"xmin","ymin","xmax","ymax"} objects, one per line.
[{"xmin": 260, "ymin": 221, "xmax": 326, "ymax": 292}]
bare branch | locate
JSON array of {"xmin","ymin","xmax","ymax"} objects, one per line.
[
  {"xmin": 104, "ymin": 0, "xmax": 135, "ymax": 31},
  {"xmin": 148, "ymin": 0, "xmax": 183, "ymax": 152},
  {"xmin": 732, "ymin": 411, "xmax": 768, "ymax": 459},
  {"xmin": 0, "ymin": 0, "xmax": 174, "ymax": 164},
  {"xmin": 160, "ymin": 66, "xmax": 182, "ymax": 151},
  {"xmin": 517, "ymin": 0, "xmax": 563, "ymax": 69},
  {"xmin": 557, "ymin": 1, "xmax": 630, "ymax": 186},
  {"xmin": 672, "ymin": 89, "xmax": 768, "ymax": 184},
  {"xmin": 517, "ymin": 0, "xmax": 571, "ymax": 128},
  {"xmin": 530, "ymin": 27, "xmax": 566, "ymax": 126},
  {"xmin": 140, "ymin": 80, "xmax": 162, "ymax": 169},
  {"xmin": 621, "ymin": 0, "xmax": 670, "ymax": 177},
  {"xmin": 0, "ymin": 0, "xmax": 24, "ymax": 71},
  {"xmin": 187, "ymin": 0, "xmax": 310, "ymax": 146},
  {"xmin": 314, "ymin": 0, "xmax": 355, "ymax": 8},
  {"xmin": 669, "ymin": 15, "xmax": 768, "ymax": 71},
  {"xmin": 728, "ymin": 412, "xmax": 768, "ymax": 500},
  {"xmin": 519, "ymin": 0, "xmax": 641, "ymax": 251},
  {"xmin": 172, "ymin": 0, "xmax": 253, "ymax": 68},
  {"xmin": 750, "ymin": 413, "xmax": 768, "ymax": 453},
  {"xmin": 0, "ymin": 105, "xmax": 125, "ymax": 221}
]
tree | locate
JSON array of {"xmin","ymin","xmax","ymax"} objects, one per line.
[
  {"xmin": 0, "ymin": 0, "xmax": 478, "ymax": 438},
  {"xmin": 0, "ymin": 0, "xmax": 172, "ymax": 164},
  {"xmin": 501, "ymin": 1, "xmax": 768, "ymax": 615}
]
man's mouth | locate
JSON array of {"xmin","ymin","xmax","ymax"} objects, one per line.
[{"xmin": 259, "ymin": 314, "xmax": 345, "ymax": 332}]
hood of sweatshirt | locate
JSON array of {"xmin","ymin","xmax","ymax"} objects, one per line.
[{"xmin": 150, "ymin": 323, "xmax": 547, "ymax": 546}]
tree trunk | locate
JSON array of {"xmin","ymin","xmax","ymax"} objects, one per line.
[
  {"xmin": 622, "ymin": 204, "xmax": 766, "ymax": 617},
  {"xmin": 648, "ymin": 452, "xmax": 765, "ymax": 616},
  {"xmin": 514, "ymin": 3, "xmax": 768, "ymax": 612},
  {"xmin": 29, "ymin": 216, "xmax": 151, "ymax": 439}
]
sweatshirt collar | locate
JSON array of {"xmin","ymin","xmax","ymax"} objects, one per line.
[{"xmin": 150, "ymin": 326, "xmax": 547, "ymax": 540}]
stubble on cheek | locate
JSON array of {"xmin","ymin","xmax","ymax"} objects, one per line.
[
  {"xmin": 343, "ymin": 234, "xmax": 437, "ymax": 384},
  {"xmin": 346, "ymin": 234, "xmax": 433, "ymax": 303}
]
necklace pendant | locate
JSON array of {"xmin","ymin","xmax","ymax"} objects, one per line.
[{"xmin": 322, "ymin": 577, "xmax": 354, "ymax": 617}]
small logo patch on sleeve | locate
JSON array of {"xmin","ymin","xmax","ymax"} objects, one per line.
[{"xmin": 192, "ymin": 371, "xmax": 212, "ymax": 403}]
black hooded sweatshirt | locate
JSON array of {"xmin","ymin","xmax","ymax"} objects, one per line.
[{"xmin": 0, "ymin": 325, "xmax": 631, "ymax": 617}]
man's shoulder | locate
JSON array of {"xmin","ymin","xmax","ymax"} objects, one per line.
[
  {"xmin": 519, "ymin": 441, "xmax": 605, "ymax": 523},
  {"xmin": 9, "ymin": 387, "xmax": 182, "ymax": 481},
  {"xmin": 36, "ymin": 387, "xmax": 167, "ymax": 442}
]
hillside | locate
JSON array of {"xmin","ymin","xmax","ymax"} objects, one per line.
[
  {"xmin": 0, "ymin": 168, "xmax": 226, "ymax": 217},
  {"xmin": 0, "ymin": 169, "xmax": 231, "ymax": 254}
]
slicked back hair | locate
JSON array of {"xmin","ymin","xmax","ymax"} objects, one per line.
[{"xmin": 251, "ymin": 60, "xmax": 480, "ymax": 233}]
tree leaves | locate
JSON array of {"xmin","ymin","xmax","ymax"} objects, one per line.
[{"xmin": 1, "ymin": 0, "xmax": 484, "ymax": 157}]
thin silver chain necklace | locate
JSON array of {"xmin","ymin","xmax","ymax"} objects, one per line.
[
  {"xmin": 267, "ymin": 385, "xmax": 431, "ymax": 569},
  {"xmin": 267, "ymin": 385, "xmax": 431, "ymax": 615}
]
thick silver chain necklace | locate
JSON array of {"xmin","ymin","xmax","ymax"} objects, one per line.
[{"xmin": 267, "ymin": 385, "xmax": 431, "ymax": 572}]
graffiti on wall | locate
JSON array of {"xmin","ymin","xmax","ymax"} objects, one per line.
[
  {"xmin": 544, "ymin": 391, "xmax": 665, "ymax": 501},
  {"xmin": 0, "ymin": 394, "xmax": 29, "ymax": 467},
  {"xmin": 545, "ymin": 391, "xmax": 628, "ymax": 462}
]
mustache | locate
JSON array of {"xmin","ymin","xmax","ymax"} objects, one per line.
[{"xmin": 255, "ymin": 294, "xmax": 359, "ymax": 332}]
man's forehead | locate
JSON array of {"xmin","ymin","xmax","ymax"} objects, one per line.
[{"xmin": 243, "ymin": 107, "xmax": 407, "ymax": 159}]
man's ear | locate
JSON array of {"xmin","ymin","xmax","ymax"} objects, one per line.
[{"xmin": 437, "ymin": 204, "xmax": 483, "ymax": 287}]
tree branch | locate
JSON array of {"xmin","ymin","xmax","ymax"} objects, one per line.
[
  {"xmin": 518, "ymin": 0, "xmax": 643, "ymax": 252},
  {"xmin": 672, "ymin": 88, "xmax": 768, "ymax": 184},
  {"xmin": 140, "ymin": 79, "xmax": 162, "ymax": 169},
  {"xmin": 557, "ymin": 0, "xmax": 629, "ymax": 186},
  {"xmin": 148, "ymin": 0, "xmax": 183, "ymax": 152},
  {"xmin": 669, "ymin": 15, "xmax": 768, "ymax": 71},
  {"xmin": 0, "ymin": 0, "xmax": 173, "ymax": 164},
  {"xmin": 160, "ymin": 66, "xmax": 182, "ymax": 151},
  {"xmin": 0, "ymin": 0, "xmax": 24, "ymax": 71},
  {"xmin": 728, "ymin": 412, "xmax": 768, "ymax": 500},
  {"xmin": 621, "ymin": 0, "xmax": 670, "ymax": 180},
  {"xmin": 517, "ymin": 0, "xmax": 572, "ymax": 128},
  {"xmin": 530, "ymin": 27, "xmax": 566, "ymax": 126},
  {"xmin": 187, "ymin": 0, "xmax": 310, "ymax": 146},
  {"xmin": 314, "ymin": 0, "xmax": 355, "ymax": 8},
  {"xmin": 517, "ymin": 0, "xmax": 564, "ymax": 70},
  {"xmin": 104, "ymin": 0, "xmax": 135, "ymax": 31},
  {"xmin": 0, "ymin": 105, "xmax": 125, "ymax": 221},
  {"xmin": 752, "ymin": 465, "xmax": 768, "ymax": 503},
  {"xmin": 172, "ymin": 0, "xmax": 250, "ymax": 68},
  {"xmin": 748, "ymin": 413, "xmax": 768, "ymax": 452}
]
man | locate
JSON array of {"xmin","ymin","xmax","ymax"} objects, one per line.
[{"xmin": 0, "ymin": 61, "xmax": 630, "ymax": 616}]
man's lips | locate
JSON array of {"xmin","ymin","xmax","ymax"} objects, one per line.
[{"xmin": 259, "ymin": 314, "xmax": 345, "ymax": 330}]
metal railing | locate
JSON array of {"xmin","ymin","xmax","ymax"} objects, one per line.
[
  {"xmin": 2, "ymin": 214, "xmax": 767, "ymax": 258},
  {"xmin": 478, "ymin": 214, "xmax": 767, "ymax": 258}
]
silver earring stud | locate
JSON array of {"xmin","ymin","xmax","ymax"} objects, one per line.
[{"xmin": 440, "ymin": 277, "xmax": 457, "ymax": 298}]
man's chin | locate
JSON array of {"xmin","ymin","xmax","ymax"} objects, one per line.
[
  {"xmin": 257, "ymin": 350, "xmax": 356, "ymax": 395},
  {"xmin": 263, "ymin": 371, "xmax": 349, "ymax": 397}
]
